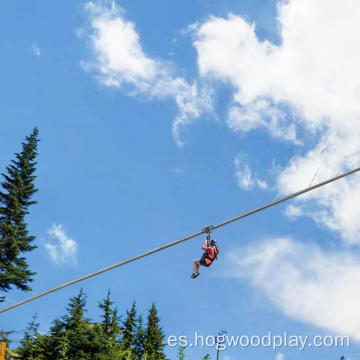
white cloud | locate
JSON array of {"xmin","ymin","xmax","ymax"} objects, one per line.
[
  {"xmin": 45, "ymin": 224, "xmax": 78, "ymax": 265},
  {"xmin": 228, "ymin": 100, "xmax": 298, "ymax": 143},
  {"xmin": 31, "ymin": 43, "xmax": 41, "ymax": 57},
  {"xmin": 234, "ymin": 154, "xmax": 267, "ymax": 191},
  {"xmin": 225, "ymin": 237, "xmax": 360, "ymax": 340},
  {"xmin": 193, "ymin": 0, "xmax": 360, "ymax": 243},
  {"xmin": 82, "ymin": 1, "xmax": 213, "ymax": 146},
  {"xmin": 275, "ymin": 354, "xmax": 285, "ymax": 360},
  {"xmin": 278, "ymin": 142, "xmax": 360, "ymax": 243},
  {"xmin": 284, "ymin": 204, "xmax": 303, "ymax": 218}
]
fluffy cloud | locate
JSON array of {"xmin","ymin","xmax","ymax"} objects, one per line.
[
  {"xmin": 275, "ymin": 354, "xmax": 285, "ymax": 360},
  {"xmin": 193, "ymin": 0, "xmax": 360, "ymax": 243},
  {"xmin": 234, "ymin": 154, "xmax": 267, "ymax": 191},
  {"xmin": 284, "ymin": 204, "xmax": 303, "ymax": 219},
  {"xmin": 228, "ymin": 100, "xmax": 298, "ymax": 143},
  {"xmin": 82, "ymin": 1, "xmax": 213, "ymax": 146},
  {"xmin": 226, "ymin": 237, "xmax": 360, "ymax": 340},
  {"xmin": 45, "ymin": 224, "xmax": 78, "ymax": 265}
]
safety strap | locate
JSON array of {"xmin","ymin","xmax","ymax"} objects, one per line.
[{"xmin": 201, "ymin": 224, "xmax": 218, "ymax": 262}]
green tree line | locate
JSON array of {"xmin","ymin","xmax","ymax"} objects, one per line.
[
  {"xmin": 15, "ymin": 289, "xmax": 167, "ymax": 360},
  {"xmin": 11, "ymin": 289, "xmax": 213, "ymax": 360}
]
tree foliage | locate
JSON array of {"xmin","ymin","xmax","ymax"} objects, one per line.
[
  {"xmin": 0, "ymin": 127, "xmax": 39, "ymax": 297},
  {"xmin": 14, "ymin": 290, "xmax": 169, "ymax": 360},
  {"xmin": 13, "ymin": 290, "xmax": 213, "ymax": 360},
  {"xmin": 143, "ymin": 303, "xmax": 166, "ymax": 360}
]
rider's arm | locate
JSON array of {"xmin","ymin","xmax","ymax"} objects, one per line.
[{"xmin": 202, "ymin": 241, "xmax": 209, "ymax": 250}]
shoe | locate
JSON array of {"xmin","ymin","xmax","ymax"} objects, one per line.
[{"xmin": 191, "ymin": 272, "xmax": 200, "ymax": 279}]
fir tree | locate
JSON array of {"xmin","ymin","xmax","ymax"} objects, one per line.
[
  {"xmin": 42, "ymin": 319, "xmax": 68, "ymax": 360},
  {"xmin": 63, "ymin": 289, "xmax": 88, "ymax": 330},
  {"xmin": 18, "ymin": 314, "xmax": 44, "ymax": 360},
  {"xmin": 0, "ymin": 127, "xmax": 39, "ymax": 296},
  {"xmin": 98, "ymin": 290, "xmax": 122, "ymax": 338},
  {"xmin": 86, "ymin": 323, "xmax": 113, "ymax": 360},
  {"xmin": 93, "ymin": 291, "xmax": 123, "ymax": 359},
  {"xmin": 133, "ymin": 315, "xmax": 145, "ymax": 360},
  {"xmin": 62, "ymin": 289, "xmax": 91, "ymax": 360},
  {"xmin": 143, "ymin": 304, "xmax": 166, "ymax": 360},
  {"xmin": 98, "ymin": 290, "xmax": 114, "ymax": 335},
  {"xmin": 110, "ymin": 307, "xmax": 122, "ymax": 338},
  {"xmin": 121, "ymin": 301, "xmax": 137, "ymax": 355}
]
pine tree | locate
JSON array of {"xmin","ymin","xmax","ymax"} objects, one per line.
[
  {"xmin": 0, "ymin": 127, "xmax": 39, "ymax": 297},
  {"xmin": 62, "ymin": 289, "xmax": 91, "ymax": 360},
  {"xmin": 42, "ymin": 319, "xmax": 68, "ymax": 360},
  {"xmin": 86, "ymin": 323, "xmax": 113, "ymax": 360},
  {"xmin": 18, "ymin": 314, "xmax": 44, "ymax": 360},
  {"xmin": 98, "ymin": 290, "xmax": 122, "ymax": 337},
  {"xmin": 133, "ymin": 315, "xmax": 145, "ymax": 360},
  {"xmin": 121, "ymin": 301, "xmax": 137, "ymax": 356},
  {"xmin": 63, "ymin": 289, "xmax": 88, "ymax": 330},
  {"xmin": 98, "ymin": 290, "xmax": 114, "ymax": 335},
  {"xmin": 110, "ymin": 307, "xmax": 122, "ymax": 338},
  {"xmin": 143, "ymin": 304, "xmax": 166, "ymax": 360},
  {"xmin": 93, "ymin": 291, "xmax": 123, "ymax": 359}
]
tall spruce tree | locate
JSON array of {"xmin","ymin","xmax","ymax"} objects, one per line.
[
  {"xmin": 121, "ymin": 301, "xmax": 137, "ymax": 356},
  {"xmin": 133, "ymin": 315, "xmax": 145, "ymax": 360},
  {"xmin": 42, "ymin": 319, "xmax": 68, "ymax": 360},
  {"xmin": 17, "ymin": 314, "xmax": 45, "ymax": 360},
  {"xmin": 93, "ymin": 290, "xmax": 123, "ymax": 359},
  {"xmin": 98, "ymin": 290, "xmax": 114, "ymax": 335},
  {"xmin": 110, "ymin": 307, "xmax": 122, "ymax": 338},
  {"xmin": 143, "ymin": 304, "xmax": 166, "ymax": 360},
  {"xmin": 62, "ymin": 289, "xmax": 91, "ymax": 360},
  {"xmin": 98, "ymin": 290, "xmax": 122, "ymax": 337},
  {"xmin": 0, "ymin": 127, "xmax": 39, "ymax": 298}
]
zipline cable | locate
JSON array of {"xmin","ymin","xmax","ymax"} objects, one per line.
[{"xmin": 1, "ymin": 166, "xmax": 360, "ymax": 314}]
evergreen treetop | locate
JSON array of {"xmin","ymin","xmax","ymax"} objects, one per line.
[
  {"xmin": 0, "ymin": 127, "xmax": 40, "ymax": 295},
  {"xmin": 121, "ymin": 301, "xmax": 137, "ymax": 353},
  {"xmin": 133, "ymin": 315, "xmax": 145, "ymax": 360},
  {"xmin": 144, "ymin": 303, "xmax": 167, "ymax": 360},
  {"xmin": 13, "ymin": 290, "xmax": 168, "ymax": 360}
]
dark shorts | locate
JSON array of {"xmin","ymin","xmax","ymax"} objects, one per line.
[{"xmin": 200, "ymin": 258, "xmax": 210, "ymax": 267}]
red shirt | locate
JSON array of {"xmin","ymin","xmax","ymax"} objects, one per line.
[{"xmin": 202, "ymin": 241, "xmax": 218, "ymax": 266}]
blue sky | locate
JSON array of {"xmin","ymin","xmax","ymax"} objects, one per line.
[{"xmin": 1, "ymin": 1, "xmax": 360, "ymax": 359}]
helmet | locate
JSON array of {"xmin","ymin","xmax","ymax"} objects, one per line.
[{"xmin": 210, "ymin": 239, "xmax": 217, "ymax": 246}]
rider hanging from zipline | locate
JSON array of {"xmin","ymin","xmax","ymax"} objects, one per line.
[{"xmin": 191, "ymin": 226, "xmax": 219, "ymax": 278}]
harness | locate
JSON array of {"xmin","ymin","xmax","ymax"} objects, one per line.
[
  {"xmin": 201, "ymin": 247, "xmax": 218, "ymax": 264},
  {"xmin": 201, "ymin": 229, "xmax": 218, "ymax": 265}
]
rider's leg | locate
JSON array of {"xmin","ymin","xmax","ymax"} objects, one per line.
[{"xmin": 193, "ymin": 259, "xmax": 200, "ymax": 273}]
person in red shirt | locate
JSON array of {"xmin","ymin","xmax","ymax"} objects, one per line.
[{"xmin": 191, "ymin": 238, "xmax": 219, "ymax": 278}]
